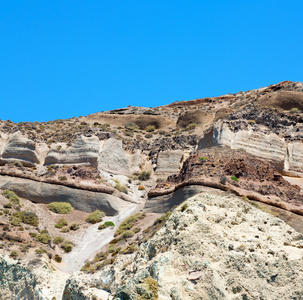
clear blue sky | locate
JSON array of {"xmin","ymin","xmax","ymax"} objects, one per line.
[{"xmin": 0, "ymin": 1, "xmax": 302, "ymax": 122}]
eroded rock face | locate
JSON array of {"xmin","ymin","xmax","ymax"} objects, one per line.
[
  {"xmin": 0, "ymin": 255, "xmax": 68, "ymax": 300},
  {"xmin": 99, "ymin": 138, "xmax": 130, "ymax": 174},
  {"xmin": 213, "ymin": 120, "xmax": 287, "ymax": 169},
  {"xmin": 64, "ymin": 190, "xmax": 303, "ymax": 299},
  {"xmin": 0, "ymin": 175, "xmax": 126, "ymax": 215},
  {"xmin": 155, "ymin": 150, "xmax": 184, "ymax": 174},
  {"xmin": 0, "ymin": 256, "xmax": 42, "ymax": 299},
  {"xmin": 44, "ymin": 135, "xmax": 99, "ymax": 167},
  {"xmin": 0, "ymin": 132, "xmax": 40, "ymax": 167}
]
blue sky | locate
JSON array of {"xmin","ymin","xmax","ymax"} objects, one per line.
[{"xmin": 0, "ymin": 1, "xmax": 302, "ymax": 122}]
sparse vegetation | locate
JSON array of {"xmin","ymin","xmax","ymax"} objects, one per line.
[
  {"xmin": 86, "ymin": 210, "xmax": 105, "ymax": 224},
  {"xmin": 138, "ymin": 171, "xmax": 151, "ymax": 181},
  {"xmin": 61, "ymin": 241, "xmax": 74, "ymax": 253},
  {"xmin": 55, "ymin": 218, "xmax": 68, "ymax": 229},
  {"xmin": 37, "ymin": 231, "xmax": 51, "ymax": 244},
  {"xmin": 290, "ymin": 107, "xmax": 301, "ymax": 113},
  {"xmin": 199, "ymin": 157, "xmax": 207, "ymax": 161},
  {"xmin": 13, "ymin": 210, "xmax": 39, "ymax": 226},
  {"xmin": 180, "ymin": 203, "xmax": 188, "ymax": 212},
  {"xmin": 115, "ymin": 182, "xmax": 128, "ymax": 194},
  {"xmin": 121, "ymin": 230, "xmax": 135, "ymax": 239},
  {"xmin": 54, "ymin": 254, "xmax": 62, "ymax": 263},
  {"xmin": 114, "ymin": 212, "xmax": 145, "ymax": 237},
  {"xmin": 185, "ymin": 123, "xmax": 196, "ymax": 131},
  {"xmin": 2, "ymin": 189, "xmax": 20, "ymax": 205},
  {"xmin": 69, "ymin": 223, "xmax": 79, "ymax": 231},
  {"xmin": 98, "ymin": 221, "xmax": 115, "ymax": 230},
  {"xmin": 145, "ymin": 125, "xmax": 156, "ymax": 132},
  {"xmin": 125, "ymin": 122, "xmax": 139, "ymax": 131},
  {"xmin": 10, "ymin": 251, "xmax": 18, "ymax": 258},
  {"xmin": 53, "ymin": 236, "xmax": 64, "ymax": 245},
  {"xmin": 231, "ymin": 176, "xmax": 239, "ymax": 182},
  {"xmin": 48, "ymin": 202, "xmax": 74, "ymax": 214}
]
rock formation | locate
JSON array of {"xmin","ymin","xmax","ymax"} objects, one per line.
[
  {"xmin": 45, "ymin": 135, "xmax": 99, "ymax": 167},
  {"xmin": 0, "ymin": 132, "xmax": 40, "ymax": 167},
  {"xmin": 0, "ymin": 81, "xmax": 303, "ymax": 299}
]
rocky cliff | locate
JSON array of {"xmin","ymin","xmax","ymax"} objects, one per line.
[
  {"xmin": 1, "ymin": 80, "xmax": 303, "ymax": 299},
  {"xmin": 63, "ymin": 189, "xmax": 303, "ymax": 299}
]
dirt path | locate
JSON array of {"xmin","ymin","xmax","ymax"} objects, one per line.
[{"xmin": 59, "ymin": 204, "xmax": 138, "ymax": 274}]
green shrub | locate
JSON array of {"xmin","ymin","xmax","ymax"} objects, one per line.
[
  {"xmin": 138, "ymin": 171, "xmax": 151, "ymax": 181},
  {"xmin": 114, "ymin": 212, "xmax": 145, "ymax": 236},
  {"xmin": 115, "ymin": 183, "xmax": 128, "ymax": 194},
  {"xmin": 133, "ymin": 227, "xmax": 140, "ymax": 233},
  {"xmin": 98, "ymin": 221, "xmax": 115, "ymax": 230},
  {"xmin": 125, "ymin": 122, "xmax": 139, "ymax": 131},
  {"xmin": 145, "ymin": 125, "xmax": 156, "ymax": 132},
  {"xmin": 48, "ymin": 202, "xmax": 73, "ymax": 214},
  {"xmin": 13, "ymin": 211, "xmax": 39, "ymax": 226},
  {"xmin": 54, "ymin": 254, "xmax": 62, "ymax": 263},
  {"xmin": 55, "ymin": 218, "xmax": 68, "ymax": 229},
  {"xmin": 3, "ymin": 203, "xmax": 12, "ymax": 209},
  {"xmin": 86, "ymin": 210, "xmax": 105, "ymax": 224},
  {"xmin": 122, "ymin": 243, "xmax": 137, "ymax": 254},
  {"xmin": 185, "ymin": 123, "xmax": 196, "ymax": 131},
  {"xmin": 37, "ymin": 232, "xmax": 51, "ymax": 244},
  {"xmin": 60, "ymin": 227, "xmax": 70, "ymax": 233},
  {"xmin": 62, "ymin": 241, "xmax": 74, "ymax": 253},
  {"xmin": 29, "ymin": 232, "xmax": 38, "ymax": 238},
  {"xmin": 231, "ymin": 176, "xmax": 239, "ymax": 182},
  {"xmin": 291, "ymin": 107, "xmax": 301, "ymax": 113},
  {"xmin": 180, "ymin": 203, "xmax": 188, "ymax": 212},
  {"xmin": 10, "ymin": 217, "xmax": 21, "ymax": 226},
  {"xmin": 199, "ymin": 157, "xmax": 207, "ymax": 161},
  {"xmin": 10, "ymin": 251, "xmax": 18, "ymax": 258},
  {"xmin": 2, "ymin": 190, "xmax": 20, "ymax": 205},
  {"xmin": 121, "ymin": 230, "xmax": 135, "ymax": 239},
  {"xmin": 69, "ymin": 223, "xmax": 79, "ymax": 231},
  {"xmin": 59, "ymin": 176, "xmax": 67, "ymax": 181},
  {"xmin": 53, "ymin": 236, "xmax": 64, "ymax": 245}
]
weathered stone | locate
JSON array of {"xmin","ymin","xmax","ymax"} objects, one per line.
[
  {"xmin": 0, "ymin": 132, "xmax": 40, "ymax": 166},
  {"xmin": 44, "ymin": 135, "xmax": 99, "ymax": 167},
  {"xmin": 99, "ymin": 138, "xmax": 130, "ymax": 174}
]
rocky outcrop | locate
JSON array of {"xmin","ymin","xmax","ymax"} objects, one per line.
[
  {"xmin": 44, "ymin": 135, "xmax": 99, "ymax": 167},
  {"xmin": 0, "ymin": 255, "xmax": 68, "ymax": 300},
  {"xmin": 0, "ymin": 256, "xmax": 43, "ymax": 299},
  {"xmin": 99, "ymin": 138, "xmax": 130, "ymax": 174},
  {"xmin": 0, "ymin": 132, "xmax": 40, "ymax": 167},
  {"xmin": 212, "ymin": 120, "xmax": 287, "ymax": 170},
  {"xmin": 145, "ymin": 185, "xmax": 205, "ymax": 213},
  {"xmin": 65, "ymin": 190, "xmax": 303, "ymax": 299},
  {"xmin": 0, "ymin": 175, "xmax": 129, "ymax": 215},
  {"xmin": 155, "ymin": 150, "xmax": 184, "ymax": 174},
  {"xmin": 197, "ymin": 104, "xmax": 303, "ymax": 175}
]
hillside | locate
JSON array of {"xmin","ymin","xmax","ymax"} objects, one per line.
[{"xmin": 1, "ymin": 81, "xmax": 303, "ymax": 299}]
